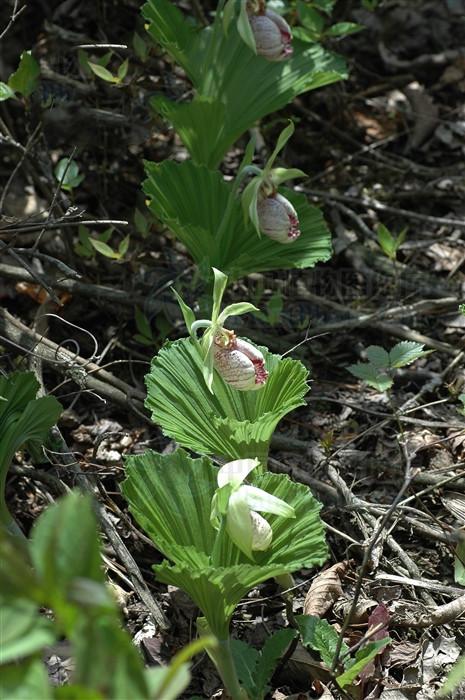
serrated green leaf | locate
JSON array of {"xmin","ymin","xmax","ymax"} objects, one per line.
[
  {"xmin": 144, "ymin": 0, "xmax": 346, "ymax": 168},
  {"xmin": 8, "ymin": 51, "xmax": 40, "ymax": 97},
  {"xmin": 336, "ymin": 638, "xmax": 390, "ymax": 688},
  {"xmin": 255, "ymin": 628, "xmax": 297, "ymax": 697},
  {"xmin": 89, "ymin": 238, "xmax": 120, "ymax": 259},
  {"xmin": 0, "ymin": 82, "xmax": 15, "ymax": 101},
  {"xmin": 230, "ymin": 639, "xmax": 260, "ymax": 696},
  {"xmin": 297, "ymin": 615, "xmax": 350, "ymax": 670},
  {"xmin": 365, "ymin": 345, "xmax": 389, "ymax": 369},
  {"xmin": 143, "ymin": 159, "xmax": 333, "ymax": 278},
  {"xmin": 347, "ymin": 362, "xmax": 392, "ymax": 391},
  {"xmin": 88, "ymin": 62, "xmax": 117, "ymax": 82},
  {"xmin": 144, "ymin": 337, "xmax": 308, "ymax": 461},
  {"xmin": 388, "ymin": 341, "xmax": 429, "ymax": 368},
  {"xmin": 0, "ymin": 599, "xmax": 55, "ymax": 663},
  {"xmin": 326, "ymin": 22, "xmax": 364, "ymax": 37}
]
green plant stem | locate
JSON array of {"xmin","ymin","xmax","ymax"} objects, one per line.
[
  {"xmin": 211, "ymin": 518, "xmax": 226, "ymax": 567},
  {"xmin": 209, "ymin": 637, "xmax": 248, "ymax": 700}
]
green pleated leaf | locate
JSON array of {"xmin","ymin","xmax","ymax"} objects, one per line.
[
  {"xmin": 122, "ymin": 449, "xmax": 328, "ymax": 638},
  {"xmin": 142, "ymin": 0, "xmax": 346, "ymax": 167},
  {"xmin": 144, "ymin": 337, "xmax": 308, "ymax": 461},
  {"xmin": 143, "ymin": 159, "xmax": 332, "ymax": 279}
]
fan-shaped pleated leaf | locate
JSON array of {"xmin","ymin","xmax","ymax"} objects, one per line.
[
  {"xmin": 142, "ymin": 0, "xmax": 346, "ymax": 167},
  {"xmin": 144, "ymin": 337, "xmax": 308, "ymax": 461},
  {"xmin": 143, "ymin": 159, "xmax": 332, "ymax": 278},
  {"xmin": 122, "ymin": 449, "xmax": 328, "ymax": 638}
]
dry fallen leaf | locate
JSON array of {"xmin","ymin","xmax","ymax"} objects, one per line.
[{"xmin": 303, "ymin": 561, "xmax": 348, "ymax": 617}]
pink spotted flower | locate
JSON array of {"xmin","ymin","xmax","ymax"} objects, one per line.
[
  {"xmin": 249, "ymin": 8, "xmax": 293, "ymax": 62},
  {"xmin": 257, "ymin": 192, "xmax": 301, "ymax": 244},
  {"xmin": 213, "ymin": 332, "xmax": 268, "ymax": 391}
]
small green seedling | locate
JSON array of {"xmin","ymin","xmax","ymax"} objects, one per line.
[
  {"xmin": 347, "ymin": 341, "xmax": 433, "ymax": 391},
  {"xmin": 377, "ymin": 223, "xmax": 407, "ymax": 262},
  {"xmin": 88, "ymin": 57, "xmax": 129, "ymax": 84},
  {"xmin": 89, "ymin": 233, "xmax": 130, "ymax": 260},
  {"xmin": 54, "ymin": 158, "xmax": 85, "ymax": 192},
  {"xmin": 294, "ymin": 1, "xmax": 363, "ymax": 43}
]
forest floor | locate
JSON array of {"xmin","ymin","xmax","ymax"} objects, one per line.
[{"xmin": 1, "ymin": 0, "xmax": 465, "ymax": 698}]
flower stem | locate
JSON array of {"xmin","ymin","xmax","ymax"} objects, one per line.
[{"xmin": 209, "ymin": 637, "xmax": 248, "ymax": 700}]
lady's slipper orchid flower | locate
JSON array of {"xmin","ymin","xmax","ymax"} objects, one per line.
[
  {"xmin": 212, "ymin": 458, "xmax": 295, "ymax": 558},
  {"xmin": 249, "ymin": 9, "xmax": 293, "ymax": 62},
  {"xmin": 257, "ymin": 192, "xmax": 301, "ymax": 244},
  {"xmin": 213, "ymin": 331, "xmax": 268, "ymax": 391}
]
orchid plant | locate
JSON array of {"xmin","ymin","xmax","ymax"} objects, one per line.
[
  {"xmin": 143, "ymin": 122, "xmax": 332, "ymax": 279},
  {"xmin": 122, "ymin": 448, "xmax": 328, "ymax": 700},
  {"xmin": 143, "ymin": 0, "xmax": 346, "ymax": 168},
  {"xmin": 145, "ymin": 269, "xmax": 309, "ymax": 465}
]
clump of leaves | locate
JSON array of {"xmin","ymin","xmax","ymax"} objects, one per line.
[
  {"xmin": 74, "ymin": 225, "xmax": 130, "ymax": 261},
  {"xmin": 54, "ymin": 158, "xmax": 85, "ymax": 192},
  {"xmin": 347, "ymin": 341, "xmax": 432, "ymax": 391},
  {"xmin": 296, "ymin": 615, "xmax": 390, "ymax": 690},
  {"xmin": 0, "ymin": 491, "xmax": 213, "ymax": 699},
  {"xmin": 295, "ymin": 0, "xmax": 364, "ymax": 43}
]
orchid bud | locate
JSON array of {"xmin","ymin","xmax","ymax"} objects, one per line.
[
  {"xmin": 257, "ymin": 192, "xmax": 301, "ymax": 244},
  {"xmin": 249, "ymin": 9, "xmax": 293, "ymax": 62},
  {"xmin": 213, "ymin": 335, "xmax": 268, "ymax": 391}
]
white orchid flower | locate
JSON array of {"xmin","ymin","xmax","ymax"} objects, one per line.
[{"xmin": 211, "ymin": 458, "xmax": 295, "ymax": 558}]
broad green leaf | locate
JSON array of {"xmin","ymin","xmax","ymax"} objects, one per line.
[
  {"xmin": 0, "ymin": 599, "xmax": 55, "ymax": 663},
  {"xmin": 8, "ymin": 51, "xmax": 40, "ymax": 97},
  {"xmin": 377, "ymin": 223, "xmax": 396, "ymax": 259},
  {"xmin": 297, "ymin": 3, "xmax": 326, "ymax": 34},
  {"xmin": 71, "ymin": 613, "xmax": 150, "ymax": 699},
  {"xmin": 297, "ymin": 615, "xmax": 350, "ymax": 670},
  {"xmin": 0, "ymin": 82, "xmax": 15, "ymax": 101},
  {"xmin": 230, "ymin": 640, "xmax": 260, "ymax": 696},
  {"xmin": 88, "ymin": 62, "xmax": 117, "ymax": 82},
  {"xmin": 144, "ymin": 0, "xmax": 346, "ymax": 167},
  {"xmin": 255, "ymin": 628, "xmax": 297, "ymax": 697},
  {"xmin": 365, "ymin": 345, "xmax": 389, "ymax": 369},
  {"xmin": 326, "ymin": 22, "xmax": 364, "ymax": 37},
  {"xmin": 144, "ymin": 337, "xmax": 308, "ymax": 461},
  {"xmin": 30, "ymin": 492, "xmax": 105, "ymax": 623},
  {"xmin": 117, "ymin": 58, "xmax": 129, "ymax": 81},
  {"xmin": 439, "ymin": 655, "xmax": 465, "ymax": 696},
  {"xmin": 89, "ymin": 238, "xmax": 119, "ymax": 259},
  {"xmin": 0, "ymin": 528, "xmax": 40, "ymax": 599},
  {"xmin": 143, "ymin": 159, "xmax": 332, "ymax": 278},
  {"xmin": 388, "ymin": 341, "xmax": 430, "ymax": 369},
  {"xmin": 0, "ymin": 658, "xmax": 52, "ymax": 700},
  {"xmin": 122, "ymin": 449, "xmax": 328, "ymax": 638},
  {"xmin": 118, "ymin": 234, "xmax": 130, "ymax": 257},
  {"xmin": 55, "ymin": 687, "xmax": 104, "ymax": 699},
  {"xmin": 347, "ymin": 363, "xmax": 392, "ymax": 392},
  {"xmin": 336, "ymin": 638, "xmax": 390, "ymax": 688},
  {"xmin": 312, "ymin": 0, "xmax": 336, "ymax": 14},
  {"xmin": 54, "ymin": 158, "xmax": 84, "ymax": 190},
  {"xmin": 0, "ymin": 372, "xmax": 62, "ymax": 533}
]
